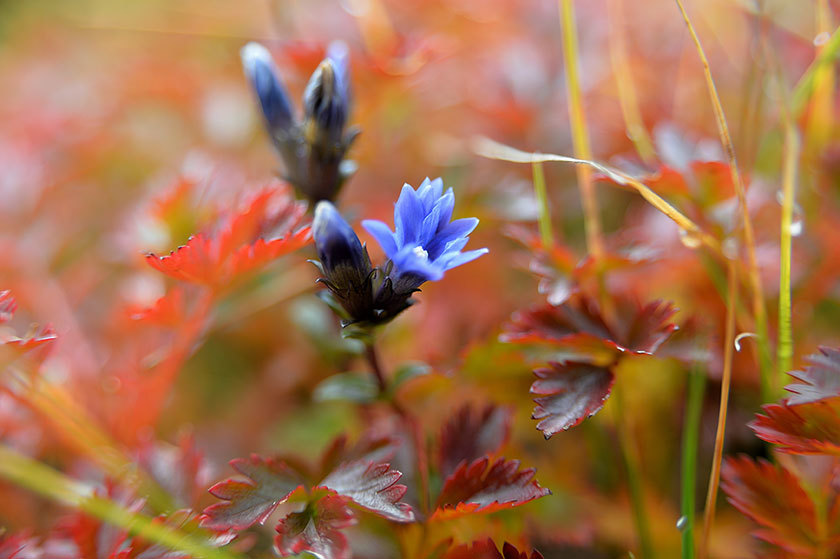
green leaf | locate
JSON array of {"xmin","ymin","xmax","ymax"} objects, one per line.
[
  {"xmin": 314, "ymin": 373, "xmax": 378, "ymax": 404},
  {"xmin": 389, "ymin": 361, "xmax": 431, "ymax": 394}
]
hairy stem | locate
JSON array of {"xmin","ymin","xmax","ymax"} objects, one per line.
[
  {"xmin": 699, "ymin": 258, "xmax": 738, "ymax": 559},
  {"xmin": 674, "ymin": 0, "xmax": 772, "ymax": 401}
]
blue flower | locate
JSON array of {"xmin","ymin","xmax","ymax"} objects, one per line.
[
  {"xmin": 362, "ymin": 178, "xmax": 488, "ymax": 288},
  {"xmin": 313, "ymin": 201, "xmax": 369, "ymax": 277}
]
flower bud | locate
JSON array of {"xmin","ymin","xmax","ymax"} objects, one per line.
[{"xmin": 241, "ymin": 42, "xmax": 295, "ymax": 139}]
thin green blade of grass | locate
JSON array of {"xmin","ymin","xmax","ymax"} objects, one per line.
[
  {"xmin": 0, "ymin": 444, "xmax": 244, "ymax": 559},
  {"xmin": 680, "ymin": 364, "xmax": 707, "ymax": 559}
]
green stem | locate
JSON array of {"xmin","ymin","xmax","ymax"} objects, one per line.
[
  {"xmin": 531, "ymin": 160, "xmax": 555, "ymax": 248},
  {"xmin": 777, "ymin": 124, "xmax": 799, "ymax": 389},
  {"xmin": 0, "ymin": 444, "xmax": 241, "ymax": 559},
  {"xmin": 680, "ymin": 364, "xmax": 706, "ymax": 559},
  {"xmin": 613, "ymin": 381, "xmax": 655, "ymax": 559}
]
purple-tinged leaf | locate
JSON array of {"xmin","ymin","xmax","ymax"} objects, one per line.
[
  {"xmin": 319, "ymin": 460, "xmax": 414, "ymax": 522},
  {"xmin": 531, "ymin": 362, "xmax": 615, "ymax": 438},
  {"xmin": 438, "ymin": 404, "xmax": 511, "ymax": 479}
]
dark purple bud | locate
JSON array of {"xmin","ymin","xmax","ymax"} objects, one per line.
[
  {"xmin": 313, "ymin": 201, "xmax": 368, "ymax": 276},
  {"xmin": 241, "ymin": 42, "xmax": 295, "ymax": 137},
  {"xmin": 303, "ymin": 42, "xmax": 350, "ymax": 147}
]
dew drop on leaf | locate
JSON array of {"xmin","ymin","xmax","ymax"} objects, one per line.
[{"xmin": 676, "ymin": 515, "xmax": 688, "ymax": 531}]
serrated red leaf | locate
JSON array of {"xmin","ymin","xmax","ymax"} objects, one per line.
[
  {"xmin": 502, "ymin": 294, "xmax": 677, "ymax": 359},
  {"xmin": 750, "ymin": 348, "xmax": 840, "ymax": 455},
  {"xmin": 751, "ymin": 403, "xmax": 840, "ymax": 455},
  {"xmin": 721, "ymin": 456, "xmax": 831, "ymax": 556},
  {"xmin": 531, "ymin": 362, "xmax": 615, "ymax": 437},
  {"xmin": 275, "ymin": 490, "xmax": 356, "ymax": 559},
  {"xmin": 443, "ymin": 539, "xmax": 545, "ymax": 559},
  {"xmin": 0, "ymin": 292, "xmax": 57, "ymax": 361},
  {"xmin": 318, "ymin": 460, "xmax": 414, "ymax": 523},
  {"xmin": 438, "ymin": 404, "xmax": 511, "ymax": 479},
  {"xmin": 126, "ymin": 288, "xmax": 187, "ymax": 328},
  {"xmin": 146, "ymin": 185, "xmax": 311, "ymax": 290},
  {"xmin": 432, "ymin": 457, "xmax": 550, "ymax": 520},
  {"xmin": 201, "ymin": 455, "xmax": 305, "ymax": 531}
]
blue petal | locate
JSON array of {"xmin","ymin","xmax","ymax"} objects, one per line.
[
  {"xmin": 425, "ymin": 217, "xmax": 478, "ymax": 258},
  {"xmin": 419, "ymin": 203, "xmax": 441, "ymax": 246},
  {"xmin": 394, "ymin": 184, "xmax": 424, "ymax": 246},
  {"xmin": 417, "ymin": 177, "xmax": 444, "ymax": 213},
  {"xmin": 391, "ymin": 245, "xmax": 444, "ymax": 281},
  {"xmin": 361, "ymin": 219, "xmax": 398, "ymax": 257},
  {"xmin": 434, "ymin": 188, "xmax": 455, "ymax": 231},
  {"xmin": 437, "ymin": 248, "xmax": 489, "ymax": 272}
]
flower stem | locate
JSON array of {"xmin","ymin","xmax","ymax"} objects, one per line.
[
  {"xmin": 607, "ymin": 0, "xmax": 656, "ymax": 165},
  {"xmin": 364, "ymin": 341, "xmax": 388, "ymax": 393},
  {"xmin": 559, "ymin": 0, "xmax": 604, "ymax": 263},
  {"xmin": 673, "ymin": 0, "xmax": 772, "ymax": 402},
  {"xmin": 699, "ymin": 257, "xmax": 738, "ymax": 559},
  {"xmin": 531, "ymin": 159, "xmax": 555, "ymax": 249},
  {"xmin": 680, "ymin": 362, "xmax": 706, "ymax": 559},
  {"xmin": 777, "ymin": 120, "xmax": 799, "ymax": 388},
  {"xmin": 613, "ymin": 381, "xmax": 655, "ymax": 559}
]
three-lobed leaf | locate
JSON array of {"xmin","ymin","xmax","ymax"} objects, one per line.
[
  {"xmin": 202, "ymin": 455, "xmax": 305, "ymax": 531},
  {"xmin": 275, "ymin": 489, "xmax": 355, "ymax": 559},
  {"xmin": 432, "ymin": 457, "xmax": 550, "ymax": 520}
]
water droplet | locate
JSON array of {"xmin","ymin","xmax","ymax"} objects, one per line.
[
  {"xmin": 722, "ymin": 238, "xmax": 739, "ymax": 260},
  {"xmin": 814, "ymin": 31, "xmax": 830, "ymax": 46},
  {"xmin": 790, "ymin": 219, "xmax": 803, "ymax": 237},
  {"xmin": 734, "ymin": 332, "xmax": 758, "ymax": 352},
  {"xmin": 676, "ymin": 515, "xmax": 688, "ymax": 531},
  {"xmin": 679, "ymin": 229, "xmax": 702, "ymax": 249}
]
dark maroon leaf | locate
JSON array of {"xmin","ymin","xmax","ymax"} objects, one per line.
[
  {"xmin": 319, "ymin": 460, "xmax": 414, "ymax": 522},
  {"xmin": 531, "ymin": 362, "xmax": 615, "ymax": 438},
  {"xmin": 433, "ymin": 457, "xmax": 550, "ymax": 520},
  {"xmin": 201, "ymin": 455, "xmax": 305, "ymax": 531},
  {"xmin": 438, "ymin": 404, "xmax": 512, "ymax": 479},
  {"xmin": 275, "ymin": 489, "xmax": 355, "ymax": 559},
  {"xmin": 502, "ymin": 294, "xmax": 677, "ymax": 359}
]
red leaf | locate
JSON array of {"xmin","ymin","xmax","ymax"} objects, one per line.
[
  {"xmin": 502, "ymin": 294, "xmax": 677, "ymax": 359},
  {"xmin": 201, "ymin": 455, "xmax": 305, "ymax": 531},
  {"xmin": 318, "ymin": 460, "xmax": 414, "ymax": 523},
  {"xmin": 0, "ymin": 532, "xmax": 39, "ymax": 559},
  {"xmin": 443, "ymin": 539, "xmax": 545, "ymax": 559},
  {"xmin": 432, "ymin": 457, "xmax": 550, "ymax": 520},
  {"xmin": 275, "ymin": 490, "xmax": 356, "ymax": 559},
  {"xmin": 750, "ymin": 348, "xmax": 840, "ymax": 455},
  {"xmin": 438, "ymin": 404, "xmax": 511, "ymax": 479},
  {"xmin": 146, "ymin": 185, "xmax": 310, "ymax": 290},
  {"xmin": 531, "ymin": 362, "xmax": 615, "ymax": 438},
  {"xmin": 0, "ymin": 291, "xmax": 16, "ymax": 324},
  {"xmin": 751, "ymin": 402, "xmax": 840, "ymax": 455},
  {"xmin": 126, "ymin": 288, "xmax": 188, "ymax": 328},
  {"xmin": 721, "ymin": 456, "xmax": 826, "ymax": 556}
]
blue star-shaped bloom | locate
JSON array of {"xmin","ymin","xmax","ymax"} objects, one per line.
[{"xmin": 362, "ymin": 178, "xmax": 488, "ymax": 287}]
